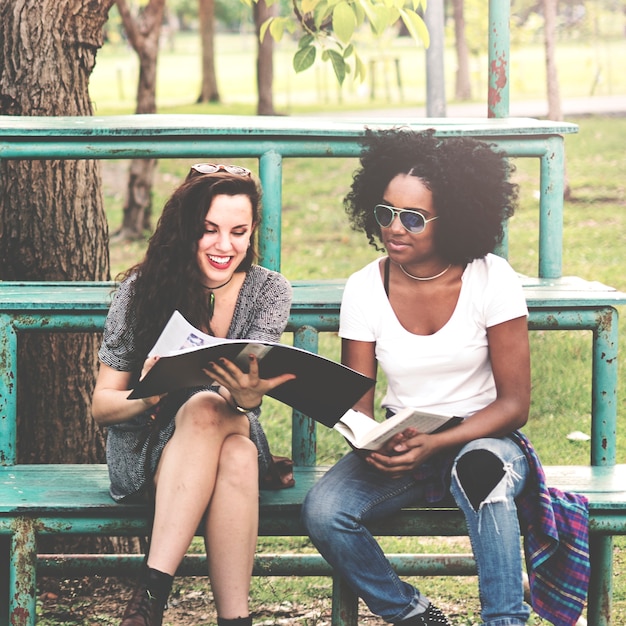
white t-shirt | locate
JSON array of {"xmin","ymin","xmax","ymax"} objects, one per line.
[{"xmin": 339, "ymin": 253, "xmax": 528, "ymax": 418}]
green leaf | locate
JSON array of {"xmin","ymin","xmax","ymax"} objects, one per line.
[
  {"xmin": 399, "ymin": 8, "xmax": 430, "ymax": 48},
  {"xmin": 269, "ymin": 17, "xmax": 285, "ymax": 41},
  {"xmin": 298, "ymin": 33, "xmax": 315, "ymax": 49},
  {"xmin": 353, "ymin": 50, "xmax": 367, "ymax": 83},
  {"xmin": 333, "ymin": 3, "xmax": 357, "ymax": 44},
  {"xmin": 293, "ymin": 44, "xmax": 317, "ymax": 73},
  {"xmin": 352, "ymin": 2, "xmax": 366, "ymax": 25},
  {"xmin": 260, "ymin": 18, "xmax": 273, "ymax": 43},
  {"xmin": 313, "ymin": 1, "xmax": 333, "ymax": 29},
  {"xmin": 302, "ymin": 0, "xmax": 320, "ymax": 13},
  {"xmin": 326, "ymin": 49, "xmax": 347, "ymax": 84},
  {"xmin": 369, "ymin": 5, "xmax": 393, "ymax": 35},
  {"xmin": 357, "ymin": 0, "xmax": 378, "ymax": 25}
]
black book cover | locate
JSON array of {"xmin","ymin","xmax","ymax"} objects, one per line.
[{"xmin": 127, "ymin": 313, "xmax": 374, "ymax": 428}]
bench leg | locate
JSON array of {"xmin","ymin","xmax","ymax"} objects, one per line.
[
  {"xmin": 1, "ymin": 536, "xmax": 8, "ymax": 626},
  {"xmin": 9, "ymin": 517, "xmax": 37, "ymax": 626},
  {"xmin": 332, "ymin": 572, "xmax": 359, "ymax": 626},
  {"xmin": 587, "ymin": 535, "xmax": 613, "ymax": 626}
]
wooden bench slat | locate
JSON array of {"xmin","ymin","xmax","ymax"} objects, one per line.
[
  {"xmin": 0, "ymin": 114, "xmax": 579, "ymax": 140},
  {"xmin": 0, "ymin": 277, "xmax": 625, "ymax": 311},
  {"xmin": 3, "ymin": 464, "xmax": 626, "ymax": 516}
]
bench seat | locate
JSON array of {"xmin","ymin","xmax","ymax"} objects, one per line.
[{"xmin": 3, "ymin": 463, "xmax": 626, "ymax": 534}]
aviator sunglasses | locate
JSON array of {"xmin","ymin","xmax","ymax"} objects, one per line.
[
  {"xmin": 374, "ymin": 203, "xmax": 439, "ymax": 234},
  {"xmin": 190, "ymin": 163, "xmax": 252, "ymax": 177}
]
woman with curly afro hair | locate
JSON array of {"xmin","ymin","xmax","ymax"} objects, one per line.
[{"xmin": 303, "ymin": 129, "xmax": 534, "ymax": 625}]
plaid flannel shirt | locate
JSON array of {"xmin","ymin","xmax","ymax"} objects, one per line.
[{"xmin": 511, "ymin": 431, "xmax": 590, "ymax": 626}]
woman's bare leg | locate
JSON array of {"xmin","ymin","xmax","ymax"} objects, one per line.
[
  {"xmin": 147, "ymin": 392, "xmax": 250, "ymax": 575},
  {"xmin": 205, "ymin": 434, "xmax": 259, "ymax": 618}
]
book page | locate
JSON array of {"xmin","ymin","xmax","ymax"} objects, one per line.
[
  {"xmin": 148, "ymin": 310, "xmax": 219, "ymax": 357},
  {"xmin": 333, "ymin": 409, "xmax": 379, "ymax": 447}
]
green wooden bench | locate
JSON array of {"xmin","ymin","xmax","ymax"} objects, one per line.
[{"xmin": 1, "ymin": 115, "xmax": 626, "ymax": 626}]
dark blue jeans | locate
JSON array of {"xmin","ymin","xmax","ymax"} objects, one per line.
[{"xmin": 302, "ymin": 437, "xmax": 530, "ymax": 625}]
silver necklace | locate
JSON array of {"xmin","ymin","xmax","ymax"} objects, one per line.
[{"xmin": 399, "ymin": 263, "xmax": 452, "ymax": 281}]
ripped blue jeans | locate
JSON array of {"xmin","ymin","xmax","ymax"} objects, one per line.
[{"xmin": 302, "ymin": 437, "xmax": 530, "ymax": 625}]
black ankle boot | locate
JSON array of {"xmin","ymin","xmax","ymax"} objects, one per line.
[
  {"xmin": 120, "ymin": 583, "xmax": 167, "ymax": 626},
  {"xmin": 121, "ymin": 566, "xmax": 173, "ymax": 626},
  {"xmin": 217, "ymin": 617, "xmax": 253, "ymax": 626}
]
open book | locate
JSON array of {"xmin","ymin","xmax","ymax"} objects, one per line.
[
  {"xmin": 334, "ymin": 408, "xmax": 463, "ymax": 450},
  {"xmin": 127, "ymin": 311, "xmax": 374, "ymax": 427}
]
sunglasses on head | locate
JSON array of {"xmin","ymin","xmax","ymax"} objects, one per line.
[
  {"xmin": 373, "ymin": 203, "xmax": 439, "ymax": 234},
  {"xmin": 190, "ymin": 163, "xmax": 252, "ymax": 177}
]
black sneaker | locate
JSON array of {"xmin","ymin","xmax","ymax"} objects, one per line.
[{"xmin": 399, "ymin": 603, "xmax": 451, "ymax": 626}]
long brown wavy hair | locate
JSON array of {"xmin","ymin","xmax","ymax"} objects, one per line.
[{"xmin": 119, "ymin": 170, "xmax": 262, "ymax": 359}]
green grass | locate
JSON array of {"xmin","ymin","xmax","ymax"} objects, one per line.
[{"xmin": 99, "ymin": 114, "xmax": 626, "ymax": 623}]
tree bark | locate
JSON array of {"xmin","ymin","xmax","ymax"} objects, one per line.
[
  {"xmin": 543, "ymin": 0, "xmax": 562, "ymax": 121},
  {"xmin": 543, "ymin": 0, "xmax": 570, "ymax": 198},
  {"xmin": 0, "ymin": 0, "xmax": 126, "ymax": 553},
  {"xmin": 197, "ymin": 0, "xmax": 220, "ymax": 103},
  {"xmin": 115, "ymin": 0, "xmax": 165, "ymax": 241},
  {"xmin": 254, "ymin": 0, "xmax": 277, "ymax": 115},
  {"xmin": 452, "ymin": 0, "xmax": 472, "ymax": 101}
]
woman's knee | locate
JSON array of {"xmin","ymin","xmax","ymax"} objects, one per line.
[
  {"xmin": 218, "ymin": 434, "xmax": 259, "ymax": 486},
  {"xmin": 453, "ymin": 449, "xmax": 505, "ymax": 511},
  {"xmin": 302, "ymin": 477, "xmax": 350, "ymax": 540},
  {"xmin": 177, "ymin": 392, "xmax": 247, "ymax": 436},
  {"xmin": 451, "ymin": 439, "xmax": 528, "ymax": 512}
]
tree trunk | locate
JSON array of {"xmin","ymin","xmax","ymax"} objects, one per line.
[
  {"xmin": 115, "ymin": 0, "xmax": 165, "ymax": 241},
  {"xmin": 254, "ymin": 0, "xmax": 276, "ymax": 115},
  {"xmin": 0, "ymin": 0, "xmax": 134, "ymax": 554},
  {"xmin": 452, "ymin": 0, "xmax": 472, "ymax": 101},
  {"xmin": 543, "ymin": 0, "xmax": 570, "ymax": 198},
  {"xmin": 197, "ymin": 0, "xmax": 220, "ymax": 103},
  {"xmin": 543, "ymin": 0, "xmax": 562, "ymax": 121}
]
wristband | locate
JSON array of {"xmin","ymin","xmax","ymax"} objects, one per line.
[
  {"xmin": 216, "ymin": 386, "xmax": 261, "ymax": 414},
  {"xmin": 232, "ymin": 402, "xmax": 262, "ymax": 414}
]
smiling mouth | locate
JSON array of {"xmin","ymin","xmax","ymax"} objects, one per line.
[
  {"xmin": 385, "ymin": 237, "xmax": 409, "ymax": 248},
  {"xmin": 209, "ymin": 255, "xmax": 231, "ymax": 267}
]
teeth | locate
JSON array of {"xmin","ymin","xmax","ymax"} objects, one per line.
[{"xmin": 209, "ymin": 255, "xmax": 229, "ymax": 265}]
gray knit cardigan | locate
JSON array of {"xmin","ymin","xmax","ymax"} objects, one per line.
[{"xmin": 98, "ymin": 265, "xmax": 292, "ymax": 501}]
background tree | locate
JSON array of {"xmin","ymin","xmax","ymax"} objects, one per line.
[
  {"xmin": 197, "ymin": 0, "xmax": 221, "ymax": 103},
  {"xmin": 543, "ymin": 0, "xmax": 562, "ymax": 121},
  {"xmin": 0, "ymin": 0, "xmax": 119, "ymax": 553},
  {"xmin": 114, "ymin": 0, "xmax": 166, "ymax": 241},
  {"xmin": 452, "ymin": 0, "xmax": 472, "ymax": 100},
  {"xmin": 542, "ymin": 0, "xmax": 571, "ymax": 199},
  {"xmin": 255, "ymin": 0, "xmax": 278, "ymax": 114}
]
